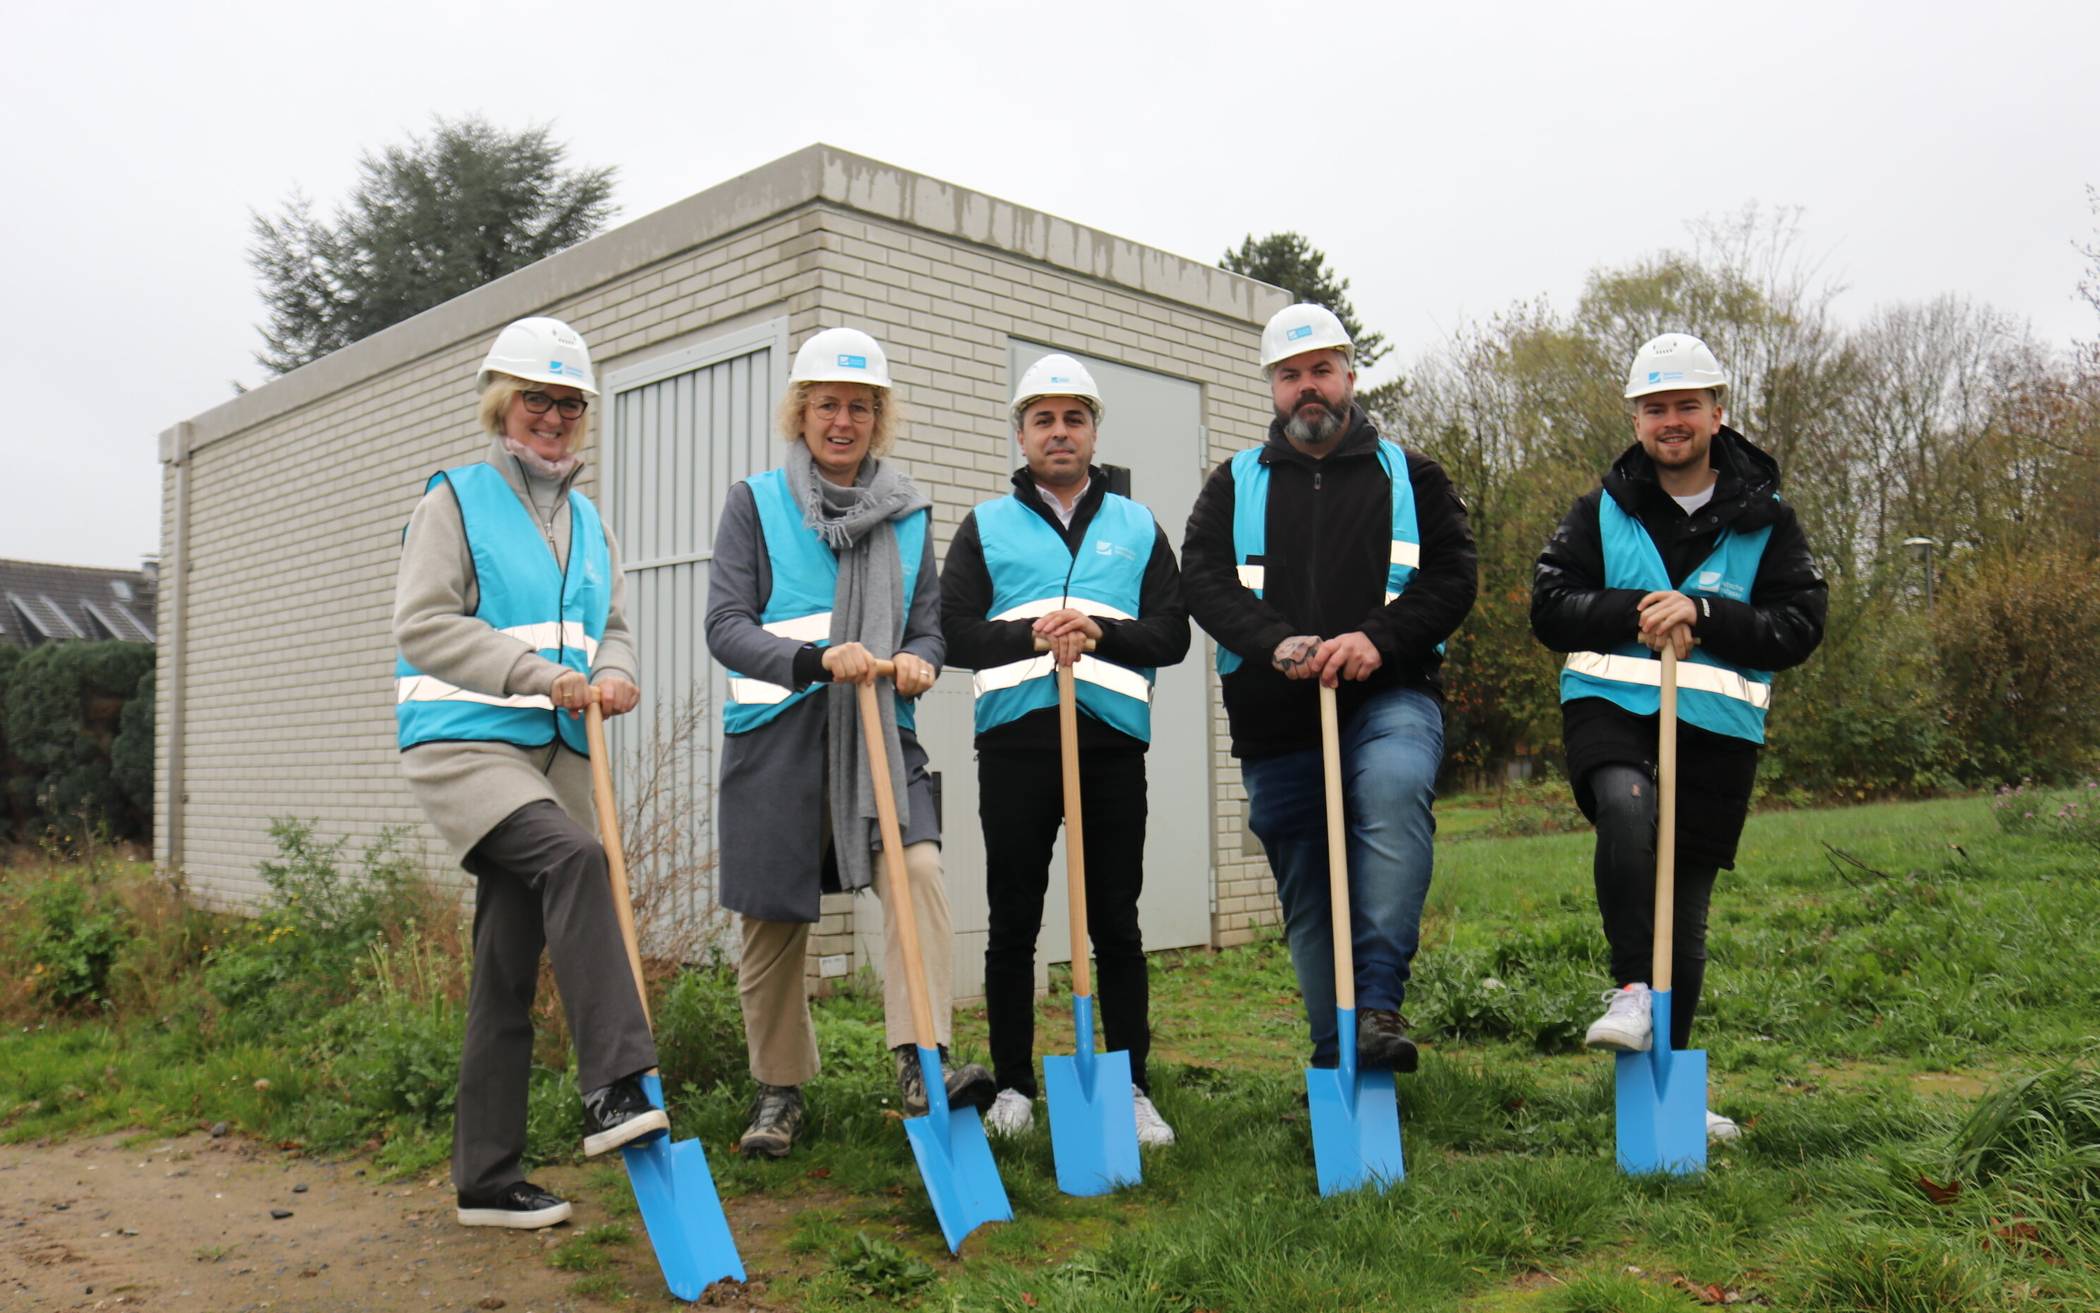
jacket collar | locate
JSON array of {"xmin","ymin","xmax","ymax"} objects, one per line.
[{"xmin": 1603, "ymin": 426, "xmax": 1780, "ymax": 527}]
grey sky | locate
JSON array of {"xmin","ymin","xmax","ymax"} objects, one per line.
[{"xmin": 10, "ymin": 1, "xmax": 2096, "ymax": 569}]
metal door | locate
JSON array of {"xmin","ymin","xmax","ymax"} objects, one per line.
[
  {"xmin": 601, "ymin": 320, "xmax": 788, "ymax": 955},
  {"xmin": 901, "ymin": 342, "xmax": 1211, "ymax": 1001}
]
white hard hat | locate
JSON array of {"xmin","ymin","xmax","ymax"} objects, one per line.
[
  {"xmin": 478, "ymin": 316, "xmax": 598, "ymax": 396},
  {"xmin": 1011, "ymin": 353, "xmax": 1104, "ymax": 425},
  {"xmin": 1624, "ymin": 333, "xmax": 1729, "ymax": 399},
  {"xmin": 1260, "ymin": 303, "xmax": 1354, "ymax": 370},
  {"xmin": 790, "ymin": 327, "xmax": 892, "ymax": 390}
]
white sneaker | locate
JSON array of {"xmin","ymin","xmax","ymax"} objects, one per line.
[
  {"xmin": 984, "ymin": 1088, "xmax": 1034, "ymax": 1137},
  {"xmin": 1706, "ymin": 1109, "xmax": 1741, "ymax": 1143},
  {"xmin": 1132, "ymin": 1091, "xmax": 1176, "ymax": 1148},
  {"xmin": 1584, "ymin": 983, "xmax": 1653, "ymax": 1052}
]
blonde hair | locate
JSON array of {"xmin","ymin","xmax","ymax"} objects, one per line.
[
  {"xmin": 479, "ymin": 373, "xmax": 594, "ymax": 454},
  {"xmin": 775, "ymin": 380, "xmax": 901, "ymax": 459}
]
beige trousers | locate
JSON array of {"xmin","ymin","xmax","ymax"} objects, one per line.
[{"xmin": 738, "ymin": 840, "xmax": 954, "ymax": 1087}]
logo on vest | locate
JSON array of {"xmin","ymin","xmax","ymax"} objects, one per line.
[
  {"xmin": 1095, "ymin": 539, "xmax": 1140, "ymax": 563},
  {"xmin": 1695, "ymin": 568, "xmax": 1749, "ymax": 602}
]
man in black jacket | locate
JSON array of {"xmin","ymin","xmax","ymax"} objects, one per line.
[
  {"xmin": 1531, "ymin": 333, "xmax": 1826, "ymax": 1142},
  {"xmin": 941, "ymin": 352, "xmax": 1190, "ymax": 1146},
  {"xmin": 1181, "ymin": 304, "xmax": 1477, "ymax": 1074}
]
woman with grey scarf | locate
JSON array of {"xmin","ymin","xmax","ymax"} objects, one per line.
[{"xmin": 704, "ymin": 327, "xmax": 994, "ymax": 1159}]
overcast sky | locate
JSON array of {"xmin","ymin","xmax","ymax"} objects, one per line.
[{"xmin": 10, "ymin": 1, "xmax": 2097, "ymax": 569}]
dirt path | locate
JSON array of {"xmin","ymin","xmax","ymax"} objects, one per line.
[{"xmin": 1, "ymin": 1130, "xmax": 768, "ymax": 1312}]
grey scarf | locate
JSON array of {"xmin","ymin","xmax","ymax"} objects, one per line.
[{"xmin": 785, "ymin": 442, "xmax": 932, "ymax": 894}]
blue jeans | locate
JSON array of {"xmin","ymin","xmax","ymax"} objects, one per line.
[{"xmin": 1243, "ymin": 686, "xmax": 1443, "ymax": 1067}]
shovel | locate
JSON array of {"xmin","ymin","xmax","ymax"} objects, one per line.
[
  {"xmin": 585, "ymin": 697, "xmax": 747, "ymax": 1298},
  {"xmin": 1305, "ymin": 682, "xmax": 1406, "ymax": 1196},
  {"xmin": 860, "ymin": 662, "xmax": 1013, "ymax": 1252},
  {"xmin": 1612, "ymin": 646, "xmax": 1708, "ymax": 1175},
  {"xmin": 1034, "ymin": 638, "xmax": 1142, "ymax": 1197}
]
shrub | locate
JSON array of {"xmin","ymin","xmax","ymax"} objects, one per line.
[
  {"xmin": 26, "ymin": 865, "xmax": 129, "ymax": 1007},
  {"xmin": 653, "ymin": 965, "xmax": 746, "ymax": 1096},
  {"xmin": 0, "ymin": 641, "xmax": 155, "ymax": 843},
  {"xmin": 1935, "ymin": 545, "xmax": 2100, "ymax": 784},
  {"xmin": 203, "ymin": 819, "xmax": 422, "ymax": 1033}
]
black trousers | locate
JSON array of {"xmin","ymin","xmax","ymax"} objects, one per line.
[
  {"xmin": 979, "ymin": 749, "xmax": 1150, "ymax": 1096},
  {"xmin": 453, "ymin": 800, "xmax": 657, "ymax": 1198},
  {"xmin": 1588, "ymin": 763, "xmax": 1719, "ymax": 1051}
]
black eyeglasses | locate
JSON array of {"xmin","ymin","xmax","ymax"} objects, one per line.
[{"xmin": 519, "ymin": 390, "xmax": 589, "ymax": 419}]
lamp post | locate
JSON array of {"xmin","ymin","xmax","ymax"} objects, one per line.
[{"xmin": 1903, "ymin": 536, "xmax": 1939, "ymax": 613}]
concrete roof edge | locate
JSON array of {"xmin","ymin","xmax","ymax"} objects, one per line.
[{"xmin": 165, "ymin": 143, "xmax": 1285, "ymax": 456}]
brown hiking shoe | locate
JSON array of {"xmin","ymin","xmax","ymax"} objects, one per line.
[{"xmin": 737, "ymin": 1083, "xmax": 805, "ymax": 1159}]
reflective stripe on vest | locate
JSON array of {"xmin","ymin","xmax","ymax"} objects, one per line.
[
  {"xmin": 396, "ymin": 463, "xmax": 611, "ymax": 754},
  {"xmin": 1558, "ymin": 493, "xmax": 1775, "ymax": 744},
  {"xmin": 970, "ymin": 493, "xmax": 1157, "ymax": 742},
  {"xmin": 1217, "ymin": 438, "xmax": 1421, "ymax": 674},
  {"xmin": 721, "ymin": 468, "xmax": 926, "ymax": 735}
]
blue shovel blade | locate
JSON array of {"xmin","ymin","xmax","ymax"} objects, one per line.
[
  {"xmin": 622, "ymin": 1073, "xmax": 746, "ymax": 1299},
  {"xmin": 1305, "ymin": 1065, "xmax": 1406, "ymax": 1197},
  {"xmin": 1613, "ymin": 990, "xmax": 1708, "ymax": 1176},
  {"xmin": 902, "ymin": 1046, "xmax": 1013, "ymax": 1252},
  {"xmin": 1043, "ymin": 998, "xmax": 1141, "ymax": 1196}
]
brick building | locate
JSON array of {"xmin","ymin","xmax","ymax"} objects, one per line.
[{"xmin": 156, "ymin": 145, "xmax": 1290, "ymax": 997}]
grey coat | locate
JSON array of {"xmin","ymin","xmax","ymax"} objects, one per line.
[{"xmin": 705, "ymin": 475, "xmax": 945, "ymax": 924}]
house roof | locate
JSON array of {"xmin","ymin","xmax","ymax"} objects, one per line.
[{"xmin": 0, "ymin": 558, "xmax": 157, "ymax": 647}]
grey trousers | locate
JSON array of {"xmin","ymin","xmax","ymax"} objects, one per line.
[{"xmin": 453, "ymin": 799, "xmax": 657, "ymax": 1198}]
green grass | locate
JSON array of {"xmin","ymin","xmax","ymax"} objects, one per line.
[{"xmin": 4, "ymin": 791, "xmax": 2097, "ymax": 1310}]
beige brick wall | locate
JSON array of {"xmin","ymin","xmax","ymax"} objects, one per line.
[{"xmin": 156, "ymin": 147, "xmax": 1289, "ymax": 995}]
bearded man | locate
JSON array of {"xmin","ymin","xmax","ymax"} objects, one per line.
[{"xmin": 1180, "ymin": 304, "xmax": 1477, "ymax": 1075}]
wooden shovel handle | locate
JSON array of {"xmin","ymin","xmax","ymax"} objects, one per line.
[
  {"xmin": 1029, "ymin": 637, "xmax": 1099, "ymax": 997},
  {"xmin": 855, "ymin": 670, "xmax": 939, "ymax": 1050},
  {"xmin": 1319, "ymin": 684, "xmax": 1353, "ymax": 1011},
  {"xmin": 585, "ymin": 696, "xmax": 653, "ymax": 1029},
  {"xmin": 1652, "ymin": 647, "xmax": 1678, "ymax": 992}
]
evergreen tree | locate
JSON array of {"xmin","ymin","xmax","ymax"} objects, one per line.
[{"xmin": 249, "ymin": 116, "xmax": 616, "ymax": 374}]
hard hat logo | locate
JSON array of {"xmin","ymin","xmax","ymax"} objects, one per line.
[{"xmin": 838, "ymin": 354, "xmax": 867, "ymax": 369}]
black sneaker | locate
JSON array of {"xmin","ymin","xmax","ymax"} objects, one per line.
[
  {"xmin": 1357, "ymin": 1009, "xmax": 1419, "ymax": 1074},
  {"xmin": 892, "ymin": 1044, "xmax": 996, "ymax": 1117},
  {"xmin": 581, "ymin": 1073, "xmax": 672, "ymax": 1157},
  {"xmin": 737, "ymin": 1083, "xmax": 805, "ymax": 1159},
  {"xmin": 456, "ymin": 1180, "xmax": 573, "ymax": 1230}
]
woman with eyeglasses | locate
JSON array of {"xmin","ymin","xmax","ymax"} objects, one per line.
[
  {"xmin": 394, "ymin": 316, "xmax": 667, "ymax": 1231},
  {"xmin": 704, "ymin": 326, "xmax": 993, "ymax": 1161}
]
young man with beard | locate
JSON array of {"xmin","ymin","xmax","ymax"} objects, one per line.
[
  {"xmin": 940, "ymin": 353, "xmax": 1191, "ymax": 1145},
  {"xmin": 1531, "ymin": 333, "xmax": 1826, "ymax": 1142},
  {"xmin": 1181, "ymin": 304, "xmax": 1477, "ymax": 1077}
]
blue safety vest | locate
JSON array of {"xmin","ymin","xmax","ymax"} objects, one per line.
[
  {"xmin": 969, "ymin": 492, "xmax": 1156, "ymax": 741},
  {"xmin": 395, "ymin": 462, "xmax": 611, "ymax": 755},
  {"xmin": 721, "ymin": 468, "xmax": 927, "ymax": 735},
  {"xmin": 1216, "ymin": 438, "xmax": 1422, "ymax": 674},
  {"xmin": 1558, "ymin": 494, "xmax": 1774, "ymax": 744}
]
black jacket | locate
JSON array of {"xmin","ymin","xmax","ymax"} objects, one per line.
[
  {"xmin": 1181, "ymin": 406, "xmax": 1478, "ymax": 759},
  {"xmin": 1531, "ymin": 426, "xmax": 1827, "ymax": 867},
  {"xmin": 940, "ymin": 467, "xmax": 1190, "ymax": 755}
]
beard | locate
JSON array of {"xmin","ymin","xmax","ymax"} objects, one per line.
[{"xmin": 1281, "ymin": 393, "xmax": 1349, "ymax": 445}]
